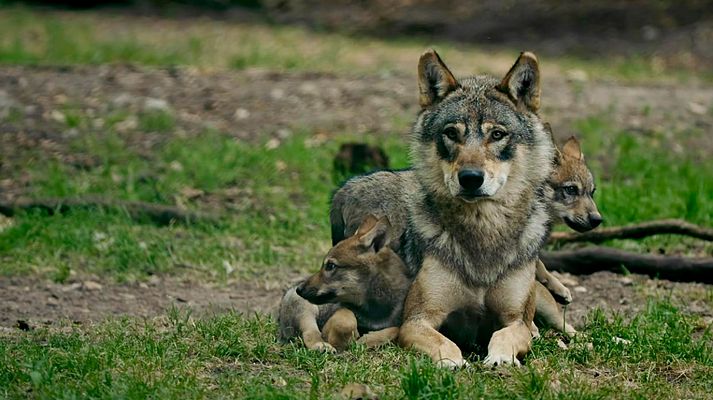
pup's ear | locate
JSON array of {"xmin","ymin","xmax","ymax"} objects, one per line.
[
  {"xmin": 498, "ymin": 51, "xmax": 541, "ymax": 112},
  {"xmin": 562, "ymin": 136, "xmax": 584, "ymax": 160},
  {"xmin": 418, "ymin": 49, "xmax": 459, "ymax": 109},
  {"xmin": 356, "ymin": 215, "xmax": 392, "ymax": 253},
  {"xmin": 544, "ymin": 122, "xmax": 562, "ymax": 165}
]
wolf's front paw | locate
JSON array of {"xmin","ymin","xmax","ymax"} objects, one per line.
[
  {"xmin": 483, "ymin": 353, "xmax": 521, "ymax": 367},
  {"xmin": 309, "ymin": 341, "xmax": 336, "ymax": 353}
]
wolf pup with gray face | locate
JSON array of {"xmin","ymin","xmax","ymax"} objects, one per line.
[
  {"xmin": 393, "ymin": 49, "xmax": 555, "ymax": 368},
  {"xmin": 277, "ymin": 215, "xmax": 411, "ymax": 352}
]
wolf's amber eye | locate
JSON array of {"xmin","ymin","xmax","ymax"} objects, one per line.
[
  {"xmin": 564, "ymin": 185, "xmax": 579, "ymax": 196},
  {"xmin": 443, "ymin": 127, "xmax": 459, "ymax": 141},
  {"xmin": 491, "ymin": 129, "xmax": 508, "ymax": 141},
  {"xmin": 324, "ymin": 262, "xmax": 337, "ymax": 272}
]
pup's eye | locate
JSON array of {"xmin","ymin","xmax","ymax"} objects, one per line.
[
  {"xmin": 324, "ymin": 262, "xmax": 337, "ymax": 272},
  {"xmin": 564, "ymin": 185, "xmax": 579, "ymax": 196},
  {"xmin": 443, "ymin": 126, "xmax": 459, "ymax": 141},
  {"xmin": 491, "ymin": 129, "xmax": 508, "ymax": 141}
]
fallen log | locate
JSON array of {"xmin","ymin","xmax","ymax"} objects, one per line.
[
  {"xmin": 548, "ymin": 219, "xmax": 713, "ymax": 245},
  {"xmin": 0, "ymin": 197, "xmax": 220, "ymax": 226},
  {"xmin": 541, "ymin": 247, "xmax": 713, "ymax": 284}
]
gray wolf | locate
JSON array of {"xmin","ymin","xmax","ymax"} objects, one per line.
[
  {"xmin": 330, "ymin": 132, "xmax": 601, "ymax": 342},
  {"xmin": 363, "ymin": 49, "xmax": 554, "ymax": 367},
  {"xmin": 277, "ymin": 215, "xmax": 410, "ymax": 352}
]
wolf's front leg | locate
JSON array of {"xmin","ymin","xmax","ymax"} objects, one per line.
[
  {"xmin": 484, "ymin": 261, "xmax": 537, "ymax": 366},
  {"xmin": 399, "ymin": 257, "xmax": 467, "ymax": 368},
  {"xmin": 357, "ymin": 327, "xmax": 399, "ymax": 347}
]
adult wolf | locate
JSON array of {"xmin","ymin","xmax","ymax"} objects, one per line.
[{"xmin": 369, "ymin": 49, "xmax": 554, "ymax": 367}]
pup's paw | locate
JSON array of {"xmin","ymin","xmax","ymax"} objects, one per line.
[
  {"xmin": 552, "ymin": 286, "xmax": 572, "ymax": 305},
  {"xmin": 309, "ymin": 341, "xmax": 336, "ymax": 353},
  {"xmin": 529, "ymin": 322, "xmax": 541, "ymax": 340},
  {"xmin": 436, "ymin": 358, "xmax": 469, "ymax": 369},
  {"xmin": 483, "ymin": 353, "xmax": 521, "ymax": 367}
]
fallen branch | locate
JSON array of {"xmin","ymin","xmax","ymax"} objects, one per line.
[
  {"xmin": 0, "ymin": 197, "xmax": 220, "ymax": 226},
  {"xmin": 548, "ymin": 219, "xmax": 713, "ymax": 245},
  {"xmin": 541, "ymin": 247, "xmax": 713, "ymax": 284}
]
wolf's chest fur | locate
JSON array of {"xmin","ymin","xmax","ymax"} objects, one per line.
[{"xmin": 402, "ymin": 186, "xmax": 550, "ymax": 287}]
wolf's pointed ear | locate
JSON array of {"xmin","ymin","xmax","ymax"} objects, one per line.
[
  {"xmin": 418, "ymin": 49, "xmax": 459, "ymax": 109},
  {"xmin": 498, "ymin": 52, "xmax": 541, "ymax": 112},
  {"xmin": 562, "ymin": 136, "xmax": 584, "ymax": 160},
  {"xmin": 544, "ymin": 123, "xmax": 562, "ymax": 164},
  {"xmin": 356, "ymin": 215, "xmax": 392, "ymax": 253}
]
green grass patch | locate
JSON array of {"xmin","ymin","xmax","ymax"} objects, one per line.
[
  {"xmin": 0, "ymin": 300, "xmax": 710, "ymax": 399},
  {"xmin": 2, "ymin": 114, "xmax": 711, "ymax": 280},
  {"xmin": 0, "ymin": 130, "xmax": 410, "ymax": 281}
]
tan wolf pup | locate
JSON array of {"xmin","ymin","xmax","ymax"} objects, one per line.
[{"xmin": 277, "ymin": 215, "xmax": 411, "ymax": 352}]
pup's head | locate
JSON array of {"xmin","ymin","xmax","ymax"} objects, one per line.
[
  {"xmin": 297, "ymin": 215, "xmax": 399, "ymax": 306},
  {"xmin": 411, "ymin": 49, "xmax": 554, "ymax": 203},
  {"xmin": 549, "ymin": 134, "xmax": 602, "ymax": 232}
]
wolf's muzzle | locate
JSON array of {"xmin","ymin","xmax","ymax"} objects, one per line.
[{"xmin": 458, "ymin": 169, "xmax": 485, "ymax": 192}]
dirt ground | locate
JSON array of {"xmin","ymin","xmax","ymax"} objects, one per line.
[
  {"xmin": 2, "ymin": 271, "xmax": 712, "ymax": 333},
  {"xmin": 1, "ymin": 65, "xmax": 712, "ymax": 330}
]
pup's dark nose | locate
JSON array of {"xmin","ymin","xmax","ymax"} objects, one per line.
[
  {"xmin": 458, "ymin": 169, "xmax": 485, "ymax": 192},
  {"xmin": 588, "ymin": 213, "xmax": 603, "ymax": 229},
  {"xmin": 295, "ymin": 284, "xmax": 305, "ymax": 297}
]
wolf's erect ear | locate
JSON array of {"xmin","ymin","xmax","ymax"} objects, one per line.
[
  {"xmin": 418, "ymin": 49, "xmax": 459, "ymax": 109},
  {"xmin": 562, "ymin": 136, "xmax": 584, "ymax": 160},
  {"xmin": 356, "ymin": 215, "xmax": 392, "ymax": 253},
  {"xmin": 498, "ymin": 52, "xmax": 541, "ymax": 112}
]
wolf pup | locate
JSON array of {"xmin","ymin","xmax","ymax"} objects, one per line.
[
  {"xmin": 535, "ymin": 129, "xmax": 602, "ymax": 305},
  {"xmin": 278, "ymin": 215, "xmax": 411, "ymax": 352},
  {"xmin": 390, "ymin": 49, "xmax": 555, "ymax": 368}
]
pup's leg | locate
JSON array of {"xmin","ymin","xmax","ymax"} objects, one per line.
[
  {"xmin": 278, "ymin": 287, "xmax": 336, "ymax": 352},
  {"xmin": 322, "ymin": 307, "xmax": 359, "ymax": 351},
  {"xmin": 399, "ymin": 258, "xmax": 466, "ymax": 368},
  {"xmin": 535, "ymin": 282, "xmax": 576, "ymax": 336},
  {"xmin": 535, "ymin": 259, "xmax": 572, "ymax": 304},
  {"xmin": 357, "ymin": 327, "xmax": 399, "ymax": 347}
]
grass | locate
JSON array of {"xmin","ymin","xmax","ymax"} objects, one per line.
[
  {"xmin": 0, "ymin": 127, "xmax": 414, "ymax": 281},
  {"xmin": 0, "ymin": 300, "xmax": 710, "ymax": 399},
  {"xmin": 0, "ymin": 5, "xmax": 710, "ymax": 83}
]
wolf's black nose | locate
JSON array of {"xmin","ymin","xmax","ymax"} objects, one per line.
[
  {"xmin": 588, "ymin": 213, "xmax": 603, "ymax": 229},
  {"xmin": 458, "ymin": 169, "xmax": 485, "ymax": 191}
]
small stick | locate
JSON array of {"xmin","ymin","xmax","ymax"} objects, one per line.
[
  {"xmin": 0, "ymin": 197, "xmax": 220, "ymax": 226},
  {"xmin": 548, "ymin": 219, "xmax": 713, "ymax": 245}
]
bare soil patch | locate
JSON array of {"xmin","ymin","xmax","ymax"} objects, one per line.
[{"xmin": 1, "ymin": 272, "xmax": 711, "ymax": 331}]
